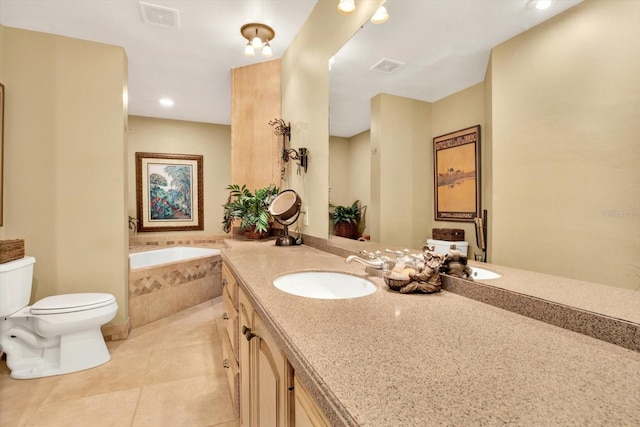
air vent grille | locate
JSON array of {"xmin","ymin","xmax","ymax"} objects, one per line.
[
  {"xmin": 139, "ymin": 2, "xmax": 180, "ymax": 28},
  {"xmin": 370, "ymin": 58, "xmax": 405, "ymax": 74}
]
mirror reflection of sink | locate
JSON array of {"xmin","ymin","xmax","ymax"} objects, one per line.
[
  {"xmin": 273, "ymin": 272, "xmax": 377, "ymax": 299},
  {"xmin": 470, "ymin": 266, "xmax": 501, "ymax": 280}
]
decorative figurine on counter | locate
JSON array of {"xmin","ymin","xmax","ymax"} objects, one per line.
[
  {"xmin": 383, "ymin": 245, "xmax": 446, "ymax": 294},
  {"xmin": 439, "ymin": 245, "xmax": 473, "ymax": 280}
]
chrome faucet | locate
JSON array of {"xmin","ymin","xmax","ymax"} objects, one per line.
[{"xmin": 345, "ymin": 250, "xmax": 393, "ymax": 277}]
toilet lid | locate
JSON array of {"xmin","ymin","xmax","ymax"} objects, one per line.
[{"xmin": 31, "ymin": 293, "xmax": 116, "ymax": 315}]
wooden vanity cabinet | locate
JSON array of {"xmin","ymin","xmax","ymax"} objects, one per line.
[
  {"xmin": 221, "ymin": 263, "xmax": 240, "ymax": 417},
  {"xmin": 238, "ymin": 286, "xmax": 294, "ymax": 427},
  {"xmin": 223, "ymin": 265, "xmax": 330, "ymax": 427}
]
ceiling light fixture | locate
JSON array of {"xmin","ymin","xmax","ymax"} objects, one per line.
[
  {"xmin": 370, "ymin": 6, "xmax": 389, "ymax": 24},
  {"xmin": 159, "ymin": 98, "xmax": 174, "ymax": 107},
  {"xmin": 337, "ymin": 0, "xmax": 356, "ymax": 15},
  {"xmin": 526, "ymin": 0, "xmax": 553, "ymax": 10},
  {"xmin": 241, "ymin": 23, "xmax": 275, "ymax": 57}
]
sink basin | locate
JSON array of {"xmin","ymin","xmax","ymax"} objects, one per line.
[
  {"xmin": 273, "ymin": 272, "xmax": 377, "ymax": 299},
  {"xmin": 470, "ymin": 266, "xmax": 501, "ymax": 280}
]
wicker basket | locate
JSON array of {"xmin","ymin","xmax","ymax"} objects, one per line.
[
  {"xmin": 0, "ymin": 239, "xmax": 25, "ymax": 264},
  {"xmin": 432, "ymin": 228, "xmax": 465, "ymax": 241}
]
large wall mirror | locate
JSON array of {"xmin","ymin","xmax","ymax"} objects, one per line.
[{"xmin": 327, "ymin": 0, "xmax": 639, "ymax": 292}]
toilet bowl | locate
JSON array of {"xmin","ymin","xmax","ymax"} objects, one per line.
[
  {"xmin": 426, "ymin": 239, "xmax": 469, "ymax": 257},
  {"xmin": 0, "ymin": 256, "xmax": 118, "ymax": 379}
]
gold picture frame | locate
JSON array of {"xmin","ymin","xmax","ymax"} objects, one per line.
[
  {"xmin": 0, "ymin": 83, "xmax": 4, "ymax": 226},
  {"xmin": 433, "ymin": 125, "xmax": 481, "ymax": 222},
  {"xmin": 135, "ymin": 152, "xmax": 204, "ymax": 232}
]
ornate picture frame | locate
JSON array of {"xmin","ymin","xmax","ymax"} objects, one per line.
[
  {"xmin": 135, "ymin": 152, "xmax": 204, "ymax": 232},
  {"xmin": 433, "ymin": 125, "xmax": 481, "ymax": 222},
  {"xmin": 0, "ymin": 83, "xmax": 4, "ymax": 226}
]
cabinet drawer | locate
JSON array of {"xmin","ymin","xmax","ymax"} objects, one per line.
[
  {"xmin": 222, "ymin": 328, "xmax": 240, "ymax": 418},
  {"xmin": 222, "ymin": 286, "xmax": 239, "ymax": 363},
  {"xmin": 222, "ymin": 263, "xmax": 239, "ymax": 309}
]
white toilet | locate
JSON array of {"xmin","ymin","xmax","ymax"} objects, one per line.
[
  {"xmin": 426, "ymin": 239, "xmax": 469, "ymax": 257},
  {"xmin": 0, "ymin": 256, "xmax": 118, "ymax": 379}
]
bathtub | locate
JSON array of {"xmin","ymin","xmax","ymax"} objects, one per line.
[
  {"xmin": 129, "ymin": 246, "xmax": 221, "ymax": 270},
  {"xmin": 128, "ymin": 246, "xmax": 222, "ymax": 328}
]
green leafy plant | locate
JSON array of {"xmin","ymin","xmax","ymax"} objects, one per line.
[
  {"xmin": 332, "ymin": 200, "xmax": 362, "ymax": 225},
  {"xmin": 331, "ymin": 200, "xmax": 366, "ymax": 239},
  {"xmin": 221, "ymin": 184, "xmax": 280, "ymax": 234}
]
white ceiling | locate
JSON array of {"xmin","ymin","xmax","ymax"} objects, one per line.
[
  {"xmin": 0, "ymin": 0, "xmax": 317, "ymax": 124},
  {"xmin": 0, "ymin": 0, "xmax": 582, "ymax": 135}
]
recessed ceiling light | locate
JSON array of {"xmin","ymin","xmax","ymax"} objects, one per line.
[
  {"xmin": 526, "ymin": 0, "xmax": 553, "ymax": 10},
  {"xmin": 159, "ymin": 98, "xmax": 174, "ymax": 107}
]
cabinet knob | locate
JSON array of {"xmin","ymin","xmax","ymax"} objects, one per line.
[
  {"xmin": 223, "ymin": 312, "xmax": 229, "ymax": 320},
  {"xmin": 222, "ymin": 278, "xmax": 228, "ymax": 286},
  {"xmin": 242, "ymin": 325, "xmax": 251, "ymax": 335},
  {"xmin": 245, "ymin": 331, "xmax": 257, "ymax": 341},
  {"xmin": 223, "ymin": 359, "xmax": 229, "ymax": 369}
]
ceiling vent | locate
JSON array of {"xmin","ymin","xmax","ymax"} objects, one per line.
[
  {"xmin": 370, "ymin": 58, "xmax": 405, "ymax": 74},
  {"xmin": 139, "ymin": 2, "xmax": 180, "ymax": 29}
]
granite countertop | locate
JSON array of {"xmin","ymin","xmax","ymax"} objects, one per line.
[{"xmin": 221, "ymin": 239, "xmax": 640, "ymax": 426}]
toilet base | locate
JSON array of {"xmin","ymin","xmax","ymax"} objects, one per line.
[{"xmin": 4, "ymin": 327, "xmax": 111, "ymax": 379}]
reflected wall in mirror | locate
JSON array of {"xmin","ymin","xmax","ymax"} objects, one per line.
[{"xmin": 328, "ymin": 0, "xmax": 640, "ymax": 291}]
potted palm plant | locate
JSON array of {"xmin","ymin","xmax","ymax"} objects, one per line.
[
  {"xmin": 222, "ymin": 184, "xmax": 279, "ymax": 239},
  {"xmin": 332, "ymin": 200, "xmax": 363, "ymax": 239}
]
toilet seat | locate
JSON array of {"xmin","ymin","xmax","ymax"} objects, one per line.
[{"xmin": 31, "ymin": 293, "xmax": 116, "ymax": 315}]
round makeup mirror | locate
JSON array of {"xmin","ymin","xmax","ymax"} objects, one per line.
[{"xmin": 269, "ymin": 190, "xmax": 302, "ymax": 246}]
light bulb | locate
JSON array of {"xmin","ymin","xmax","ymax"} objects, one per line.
[
  {"xmin": 251, "ymin": 36, "xmax": 263, "ymax": 50},
  {"xmin": 337, "ymin": 0, "xmax": 355, "ymax": 15},
  {"xmin": 262, "ymin": 41, "xmax": 272, "ymax": 57},
  {"xmin": 370, "ymin": 6, "xmax": 389, "ymax": 24},
  {"xmin": 536, "ymin": 0, "xmax": 552, "ymax": 10},
  {"xmin": 244, "ymin": 42, "xmax": 255, "ymax": 56}
]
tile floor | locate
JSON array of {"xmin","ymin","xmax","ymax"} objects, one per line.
[{"xmin": 0, "ymin": 297, "xmax": 238, "ymax": 427}]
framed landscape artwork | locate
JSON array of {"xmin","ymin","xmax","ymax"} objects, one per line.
[
  {"xmin": 433, "ymin": 125, "xmax": 481, "ymax": 222},
  {"xmin": 0, "ymin": 83, "xmax": 4, "ymax": 226},
  {"xmin": 135, "ymin": 152, "xmax": 204, "ymax": 232}
]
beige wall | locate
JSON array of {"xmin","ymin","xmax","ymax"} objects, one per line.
[
  {"xmin": 372, "ymin": 93, "xmax": 432, "ymax": 249},
  {"xmin": 329, "ymin": 131, "xmax": 371, "ymax": 235},
  {"xmin": 282, "ymin": 0, "xmax": 385, "ymax": 239},
  {"xmin": 1, "ymin": 26, "xmax": 129, "ymax": 322},
  {"xmin": 127, "ymin": 115, "xmax": 231, "ymax": 237},
  {"xmin": 432, "ymin": 82, "xmax": 485, "ymax": 257},
  {"xmin": 290, "ymin": 0, "xmax": 638, "ymax": 289},
  {"xmin": 490, "ymin": 0, "xmax": 640, "ymax": 289},
  {"xmin": 329, "ymin": 135, "xmax": 350, "ymax": 207}
]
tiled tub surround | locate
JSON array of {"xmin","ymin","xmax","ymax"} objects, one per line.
[
  {"xmin": 129, "ymin": 247, "xmax": 223, "ymax": 328},
  {"xmin": 222, "ymin": 239, "xmax": 640, "ymax": 426}
]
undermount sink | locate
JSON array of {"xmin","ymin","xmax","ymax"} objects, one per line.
[
  {"xmin": 273, "ymin": 272, "xmax": 377, "ymax": 299},
  {"xmin": 470, "ymin": 266, "xmax": 501, "ymax": 280}
]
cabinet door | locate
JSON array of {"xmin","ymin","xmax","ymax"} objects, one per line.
[
  {"xmin": 294, "ymin": 377, "xmax": 329, "ymax": 427},
  {"xmin": 252, "ymin": 313, "xmax": 292, "ymax": 427},
  {"xmin": 238, "ymin": 288, "xmax": 253, "ymax": 427}
]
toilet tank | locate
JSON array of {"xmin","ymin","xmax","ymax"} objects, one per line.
[
  {"xmin": 426, "ymin": 239, "xmax": 469, "ymax": 257},
  {"xmin": 0, "ymin": 256, "xmax": 35, "ymax": 317}
]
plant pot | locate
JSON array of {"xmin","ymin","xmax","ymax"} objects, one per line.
[
  {"xmin": 334, "ymin": 221, "xmax": 357, "ymax": 239},
  {"xmin": 244, "ymin": 226, "xmax": 270, "ymax": 240}
]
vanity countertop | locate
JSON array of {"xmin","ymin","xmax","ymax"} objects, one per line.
[{"xmin": 221, "ymin": 239, "xmax": 640, "ymax": 426}]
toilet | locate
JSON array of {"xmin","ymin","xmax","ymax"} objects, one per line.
[
  {"xmin": 0, "ymin": 256, "xmax": 118, "ymax": 379},
  {"xmin": 426, "ymin": 239, "xmax": 469, "ymax": 257}
]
